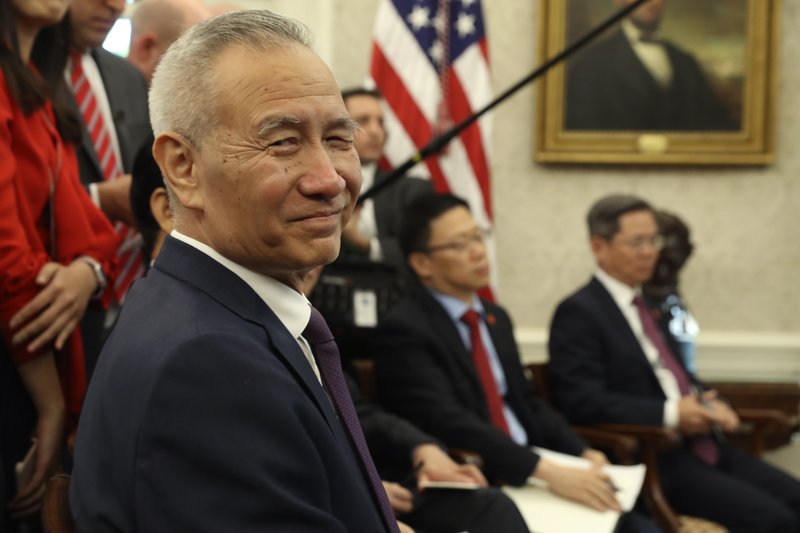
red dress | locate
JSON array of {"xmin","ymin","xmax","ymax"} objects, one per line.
[{"xmin": 0, "ymin": 70, "xmax": 119, "ymax": 423}]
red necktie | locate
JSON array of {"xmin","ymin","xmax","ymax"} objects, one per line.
[
  {"xmin": 633, "ymin": 296, "xmax": 719, "ymax": 465},
  {"xmin": 69, "ymin": 51, "xmax": 143, "ymax": 302},
  {"xmin": 461, "ymin": 309, "xmax": 511, "ymax": 435},
  {"xmin": 304, "ymin": 308, "xmax": 399, "ymax": 533}
]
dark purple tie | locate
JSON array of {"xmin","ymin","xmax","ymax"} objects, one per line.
[
  {"xmin": 304, "ymin": 307, "xmax": 399, "ymax": 533},
  {"xmin": 633, "ymin": 296, "xmax": 719, "ymax": 465}
]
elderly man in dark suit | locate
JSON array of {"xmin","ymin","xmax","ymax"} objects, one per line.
[
  {"xmin": 71, "ymin": 11, "xmax": 401, "ymax": 532},
  {"xmin": 548, "ymin": 194, "xmax": 800, "ymax": 532},
  {"xmin": 374, "ymin": 193, "xmax": 660, "ymax": 532},
  {"xmin": 565, "ymin": 0, "xmax": 734, "ymax": 131}
]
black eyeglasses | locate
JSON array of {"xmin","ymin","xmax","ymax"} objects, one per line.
[
  {"xmin": 425, "ymin": 228, "xmax": 491, "ymax": 254},
  {"xmin": 614, "ymin": 234, "xmax": 665, "ymax": 251}
]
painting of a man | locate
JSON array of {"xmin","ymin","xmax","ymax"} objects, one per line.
[{"xmin": 565, "ymin": 0, "xmax": 741, "ymax": 132}]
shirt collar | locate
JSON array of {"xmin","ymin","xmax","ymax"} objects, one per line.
[
  {"xmin": 361, "ymin": 162, "xmax": 377, "ymax": 191},
  {"xmin": 171, "ymin": 230, "xmax": 311, "ymax": 338},
  {"xmin": 622, "ymin": 18, "xmax": 662, "ymax": 44},
  {"xmin": 595, "ymin": 267, "xmax": 640, "ymax": 310},
  {"xmin": 427, "ymin": 287, "xmax": 484, "ymax": 322}
]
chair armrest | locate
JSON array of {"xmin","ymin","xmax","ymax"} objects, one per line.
[
  {"xmin": 735, "ymin": 407, "xmax": 793, "ymax": 456},
  {"xmin": 594, "ymin": 424, "xmax": 682, "ymax": 450}
]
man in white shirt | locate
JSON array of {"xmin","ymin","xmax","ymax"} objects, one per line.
[
  {"xmin": 548, "ymin": 194, "xmax": 800, "ymax": 532},
  {"xmin": 565, "ymin": 0, "xmax": 734, "ymax": 131},
  {"xmin": 339, "ymin": 88, "xmax": 432, "ymax": 268}
]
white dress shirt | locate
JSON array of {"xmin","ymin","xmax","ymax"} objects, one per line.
[
  {"xmin": 621, "ymin": 19, "xmax": 674, "ymax": 89},
  {"xmin": 357, "ymin": 163, "xmax": 384, "ymax": 261},
  {"xmin": 171, "ymin": 231, "xmax": 322, "ymax": 384},
  {"xmin": 595, "ymin": 268, "xmax": 681, "ymax": 428}
]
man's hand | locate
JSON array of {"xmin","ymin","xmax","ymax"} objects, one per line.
[
  {"xmin": 533, "ymin": 459, "xmax": 621, "ymax": 512},
  {"xmin": 340, "ymin": 204, "xmax": 370, "ymax": 252},
  {"xmin": 96, "ymin": 175, "xmax": 134, "ymax": 225},
  {"xmin": 11, "ymin": 261, "xmax": 97, "ymax": 353},
  {"xmin": 677, "ymin": 395, "xmax": 715, "ymax": 435},
  {"xmin": 581, "ymin": 448, "xmax": 610, "ymax": 469},
  {"xmin": 412, "ymin": 443, "xmax": 488, "ymax": 490},
  {"xmin": 398, "ymin": 520, "xmax": 416, "ymax": 533},
  {"xmin": 382, "ymin": 481, "xmax": 414, "ymax": 515},
  {"xmin": 702, "ymin": 390, "xmax": 741, "ymax": 432}
]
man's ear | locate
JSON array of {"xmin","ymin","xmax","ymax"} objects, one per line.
[
  {"xmin": 590, "ymin": 235, "xmax": 608, "ymax": 262},
  {"xmin": 408, "ymin": 251, "xmax": 432, "ymax": 280},
  {"xmin": 128, "ymin": 32, "xmax": 158, "ymax": 65},
  {"xmin": 149, "ymin": 186, "xmax": 173, "ymax": 234},
  {"xmin": 152, "ymin": 132, "xmax": 203, "ymax": 211}
]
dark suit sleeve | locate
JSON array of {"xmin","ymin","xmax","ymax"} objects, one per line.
[
  {"xmin": 135, "ymin": 332, "xmax": 350, "ymax": 533},
  {"xmin": 346, "ymin": 373, "xmax": 436, "ymax": 475},
  {"xmin": 375, "ymin": 311, "xmax": 540, "ymax": 486},
  {"xmin": 548, "ymin": 296, "xmax": 665, "ymax": 427}
]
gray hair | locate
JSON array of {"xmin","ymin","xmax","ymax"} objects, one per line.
[
  {"xmin": 149, "ymin": 9, "xmax": 312, "ymax": 146},
  {"xmin": 587, "ymin": 194, "xmax": 654, "ymax": 239}
]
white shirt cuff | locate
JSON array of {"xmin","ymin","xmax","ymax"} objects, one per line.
[
  {"xmin": 663, "ymin": 398, "xmax": 680, "ymax": 428},
  {"xmin": 89, "ymin": 182, "xmax": 101, "ymax": 208},
  {"xmin": 368, "ymin": 236, "xmax": 383, "ymax": 261}
]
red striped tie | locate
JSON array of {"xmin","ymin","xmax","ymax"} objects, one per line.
[{"xmin": 70, "ymin": 52, "xmax": 143, "ymax": 301}]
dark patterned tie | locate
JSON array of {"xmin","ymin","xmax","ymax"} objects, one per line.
[
  {"xmin": 633, "ymin": 296, "xmax": 719, "ymax": 465},
  {"xmin": 303, "ymin": 307, "xmax": 399, "ymax": 533},
  {"xmin": 461, "ymin": 309, "xmax": 511, "ymax": 435}
]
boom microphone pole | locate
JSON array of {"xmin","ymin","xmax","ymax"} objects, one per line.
[{"xmin": 358, "ymin": 0, "xmax": 649, "ymax": 203}]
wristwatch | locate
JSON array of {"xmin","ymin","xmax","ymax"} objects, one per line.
[{"xmin": 79, "ymin": 256, "xmax": 107, "ymax": 298}]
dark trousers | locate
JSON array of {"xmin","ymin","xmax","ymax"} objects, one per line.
[
  {"xmin": 1, "ymin": 345, "xmax": 37, "ymax": 533},
  {"xmin": 661, "ymin": 444, "xmax": 800, "ymax": 533},
  {"xmin": 401, "ymin": 487, "xmax": 529, "ymax": 533}
]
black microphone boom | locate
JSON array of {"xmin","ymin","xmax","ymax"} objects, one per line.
[{"xmin": 358, "ymin": 0, "xmax": 649, "ymax": 203}]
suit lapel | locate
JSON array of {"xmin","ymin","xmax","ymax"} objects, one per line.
[
  {"xmin": 154, "ymin": 237, "xmax": 343, "ymax": 434},
  {"xmin": 417, "ymin": 288, "xmax": 486, "ymax": 397},
  {"xmin": 588, "ymin": 278, "xmax": 663, "ymax": 391}
]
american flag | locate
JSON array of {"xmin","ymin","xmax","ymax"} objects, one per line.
[{"xmin": 369, "ymin": 0, "xmax": 495, "ymax": 256}]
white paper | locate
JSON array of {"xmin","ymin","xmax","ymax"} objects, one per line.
[
  {"xmin": 501, "ymin": 447, "xmax": 646, "ymax": 533},
  {"xmin": 418, "ymin": 480, "xmax": 482, "ymax": 490}
]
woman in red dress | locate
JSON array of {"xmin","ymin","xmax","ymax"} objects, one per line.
[{"xmin": 1, "ymin": 0, "xmax": 118, "ymax": 525}]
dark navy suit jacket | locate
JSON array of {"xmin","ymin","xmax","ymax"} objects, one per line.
[
  {"xmin": 548, "ymin": 276, "xmax": 699, "ymax": 427},
  {"xmin": 71, "ymin": 237, "xmax": 387, "ymax": 532},
  {"xmin": 375, "ymin": 286, "xmax": 586, "ymax": 486}
]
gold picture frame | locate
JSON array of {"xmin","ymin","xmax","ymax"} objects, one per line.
[{"xmin": 534, "ymin": 0, "xmax": 780, "ymax": 165}]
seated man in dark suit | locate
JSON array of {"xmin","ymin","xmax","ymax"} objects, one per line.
[
  {"xmin": 71, "ymin": 11, "xmax": 401, "ymax": 532},
  {"xmin": 548, "ymin": 194, "xmax": 800, "ymax": 532},
  {"xmin": 374, "ymin": 193, "xmax": 659, "ymax": 532}
]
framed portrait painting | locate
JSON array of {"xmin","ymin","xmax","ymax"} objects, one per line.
[{"xmin": 534, "ymin": 0, "xmax": 780, "ymax": 165}]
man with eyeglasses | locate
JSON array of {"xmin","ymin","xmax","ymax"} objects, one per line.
[
  {"xmin": 375, "ymin": 193, "xmax": 659, "ymax": 533},
  {"xmin": 548, "ymin": 194, "xmax": 800, "ymax": 531}
]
